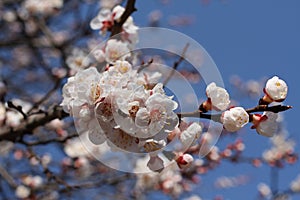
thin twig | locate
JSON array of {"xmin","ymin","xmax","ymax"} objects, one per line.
[
  {"xmin": 0, "ymin": 165, "xmax": 17, "ymax": 188},
  {"xmin": 0, "ymin": 105, "xmax": 69, "ymax": 141},
  {"xmin": 27, "ymin": 78, "xmax": 62, "ymax": 114},
  {"xmin": 177, "ymin": 105, "xmax": 292, "ymax": 123},
  {"xmin": 7, "ymin": 101, "xmax": 28, "ymax": 120},
  {"xmin": 163, "ymin": 43, "xmax": 190, "ymax": 86},
  {"xmin": 20, "ymin": 133, "xmax": 77, "ymax": 146},
  {"xmin": 137, "ymin": 59, "xmax": 154, "ymax": 73}
]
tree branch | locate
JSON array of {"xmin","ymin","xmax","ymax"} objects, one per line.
[
  {"xmin": 177, "ymin": 105, "xmax": 292, "ymax": 123},
  {"xmin": 110, "ymin": 0, "xmax": 137, "ymax": 37},
  {"xmin": 0, "ymin": 105, "xmax": 69, "ymax": 142},
  {"xmin": 163, "ymin": 43, "xmax": 190, "ymax": 86}
]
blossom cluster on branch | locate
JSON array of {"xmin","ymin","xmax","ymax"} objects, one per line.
[
  {"xmin": 60, "ymin": 1, "xmax": 291, "ymax": 174},
  {"xmin": 0, "ymin": 0, "xmax": 297, "ymax": 199}
]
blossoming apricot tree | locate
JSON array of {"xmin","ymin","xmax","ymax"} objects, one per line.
[{"xmin": 0, "ymin": 0, "xmax": 297, "ymax": 199}]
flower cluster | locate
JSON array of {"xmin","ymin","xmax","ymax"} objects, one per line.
[
  {"xmin": 60, "ymin": 2, "xmax": 292, "ymax": 174},
  {"xmin": 215, "ymin": 76, "xmax": 289, "ymax": 136},
  {"xmin": 90, "ymin": 5, "xmax": 138, "ymax": 37},
  {"xmin": 61, "ymin": 57, "xmax": 179, "ymax": 154}
]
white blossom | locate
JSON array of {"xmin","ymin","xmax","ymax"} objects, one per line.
[
  {"xmin": 23, "ymin": 0, "xmax": 63, "ymax": 15},
  {"xmin": 206, "ymin": 82, "xmax": 230, "ymax": 111},
  {"xmin": 252, "ymin": 112, "xmax": 278, "ymax": 137},
  {"xmin": 100, "ymin": 0, "xmax": 121, "ymax": 9},
  {"xmin": 90, "ymin": 8, "xmax": 112, "ymax": 35},
  {"xmin": 179, "ymin": 122, "xmax": 202, "ymax": 149},
  {"xmin": 66, "ymin": 48, "xmax": 90, "ymax": 73},
  {"xmin": 264, "ymin": 76, "xmax": 288, "ymax": 102},
  {"xmin": 134, "ymin": 156, "xmax": 184, "ymax": 196},
  {"xmin": 90, "ymin": 5, "xmax": 138, "ymax": 36},
  {"xmin": 257, "ymin": 183, "xmax": 271, "ymax": 198},
  {"xmin": 15, "ymin": 185, "xmax": 30, "ymax": 199},
  {"xmin": 221, "ymin": 107, "xmax": 249, "ymax": 132},
  {"xmin": 262, "ymin": 133, "xmax": 295, "ymax": 163},
  {"xmin": 104, "ymin": 39, "xmax": 131, "ymax": 63},
  {"xmin": 290, "ymin": 175, "xmax": 300, "ymax": 192},
  {"xmin": 135, "ymin": 93, "xmax": 179, "ymax": 137}
]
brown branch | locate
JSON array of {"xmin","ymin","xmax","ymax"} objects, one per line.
[
  {"xmin": 177, "ymin": 105, "xmax": 292, "ymax": 123},
  {"xmin": 0, "ymin": 165, "xmax": 18, "ymax": 188},
  {"xmin": 137, "ymin": 58, "xmax": 154, "ymax": 73},
  {"xmin": 0, "ymin": 105, "xmax": 69, "ymax": 142},
  {"xmin": 20, "ymin": 132, "xmax": 77, "ymax": 146},
  {"xmin": 110, "ymin": 0, "xmax": 137, "ymax": 37},
  {"xmin": 7, "ymin": 101, "xmax": 28, "ymax": 120},
  {"xmin": 58, "ymin": 173, "xmax": 132, "ymax": 193},
  {"xmin": 27, "ymin": 78, "xmax": 62, "ymax": 114},
  {"xmin": 27, "ymin": 148, "xmax": 73, "ymax": 190},
  {"xmin": 163, "ymin": 43, "xmax": 190, "ymax": 86}
]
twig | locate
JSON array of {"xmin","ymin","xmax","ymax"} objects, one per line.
[
  {"xmin": 7, "ymin": 101, "xmax": 28, "ymax": 120},
  {"xmin": 27, "ymin": 148, "xmax": 73, "ymax": 190},
  {"xmin": 58, "ymin": 173, "xmax": 132, "ymax": 193},
  {"xmin": 177, "ymin": 105, "xmax": 292, "ymax": 123},
  {"xmin": 20, "ymin": 133, "xmax": 77, "ymax": 146},
  {"xmin": 0, "ymin": 105, "xmax": 69, "ymax": 142},
  {"xmin": 27, "ymin": 78, "xmax": 62, "ymax": 114},
  {"xmin": 271, "ymin": 167, "xmax": 279, "ymax": 196},
  {"xmin": 0, "ymin": 165, "xmax": 17, "ymax": 188},
  {"xmin": 110, "ymin": 0, "xmax": 137, "ymax": 37},
  {"xmin": 163, "ymin": 43, "xmax": 190, "ymax": 86},
  {"xmin": 137, "ymin": 59, "xmax": 154, "ymax": 73}
]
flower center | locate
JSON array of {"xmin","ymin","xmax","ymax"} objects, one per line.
[{"xmin": 90, "ymin": 83, "xmax": 101, "ymax": 103}]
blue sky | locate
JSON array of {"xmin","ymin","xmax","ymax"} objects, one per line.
[{"xmin": 133, "ymin": 0, "xmax": 300, "ymax": 199}]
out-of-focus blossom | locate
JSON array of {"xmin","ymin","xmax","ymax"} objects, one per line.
[
  {"xmin": 66, "ymin": 48, "xmax": 90, "ymax": 74},
  {"xmin": 104, "ymin": 39, "xmax": 131, "ymax": 63},
  {"xmin": 215, "ymin": 175, "xmax": 249, "ymax": 189},
  {"xmin": 208, "ymin": 146, "xmax": 220, "ymax": 161},
  {"xmin": 251, "ymin": 111, "xmax": 278, "ymax": 137},
  {"xmin": 257, "ymin": 183, "xmax": 271, "ymax": 198},
  {"xmin": 221, "ymin": 107, "xmax": 249, "ymax": 132},
  {"xmin": 100, "ymin": 0, "xmax": 121, "ymax": 9},
  {"xmin": 15, "ymin": 185, "xmax": 30, "ymax": 199},
  {"xmin": 0, "ymin": 141, "xmax": 14, "ymax": 156},
  {"xmin": 148, "ymin": 10, "xmax": 162, "ymax": 26},
  {"xmin": 246, "ymin": 80, "xmax": 261, "ymax": 97},
  {"xmin": 290, "ymin": 175, "xmax": 300, "ymax": 192},
  {"xmin": 22, "ymin": 175, "xmax": 43, "ymax": 188},
  {"xmin": 23, "ymin": 0, "xmax": 63, "ymax": 16},
  {"xmin": 183, "ymin": 195, "xmax": 202, "ymax": 200},
  {"xmin": 179, "ymin": 122, "xmax": 202, "ymax": 149},
  {"xmin": 262, "ymin": 133, "xmax": 295, "ymax": 164},
  {"xmin": 134, "ymin": 157, "xmax": 184, "ymax": 196}
]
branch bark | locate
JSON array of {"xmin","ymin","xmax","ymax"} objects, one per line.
[
  {"xmin": 0, "ymin": 105, "xmax": 69, "ymax": 142},
  {"xmin": 110, "ymin": 0, "xmax": 137, "ymax": 37},
  {"xmin": 177, "ymin": 105, "xmax": 292, "ymax": 123}
]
